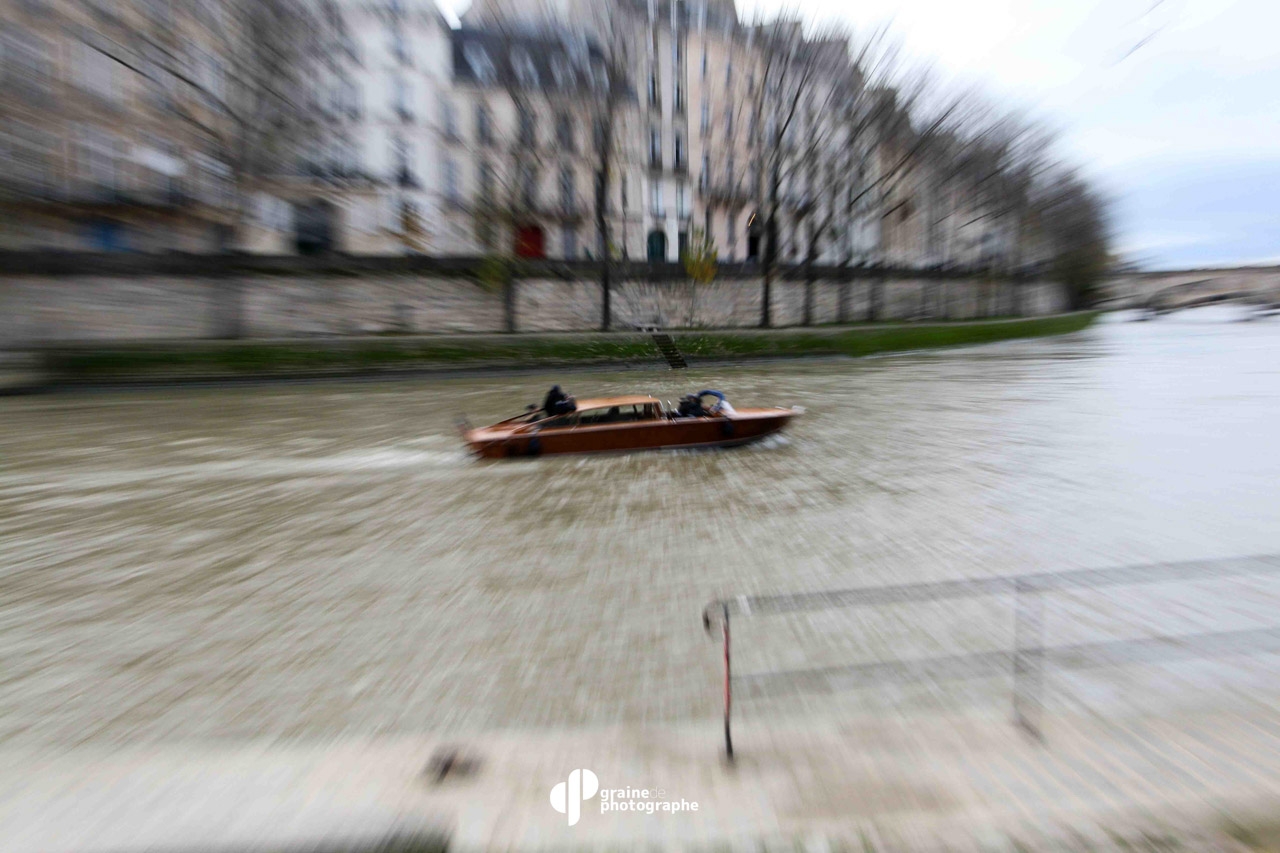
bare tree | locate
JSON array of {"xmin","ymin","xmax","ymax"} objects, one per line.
[
  {"xmin": 459, "ymin": 3, "xmax": 638, "ymax": 330},
  {"xmin": 746, "ymin": 12, "xmax": 850, "ymax": 327},
  {"xmin": 576, "ymin": 1, "xmax": 640, "ymax": 330},
  {"xmin": 84, "ymin": 0, "xmax": 332, "ymax": 249},
  {"xmin": 1031, "ymin": 169, "xmax": 1111, "ymax": 309}
]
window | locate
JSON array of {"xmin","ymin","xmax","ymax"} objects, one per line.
[
  {"xmin": 551, "ymin": 54, "xmax": 573, "ymax": 89},
  {"xmin": 443, "ymin": 158, "xmax": 459, "ymax": 202},
  {"xmin": 700, "ymin": 153, "xmax": 709, "ymax": 191},
  {"xmin": 589, "ymin": 59, "xmax": 609, "ymax": 93},
  {"xmin": 725, "ymin": 59, "xmax": 732, "ymax": 87},
  {"xmin": 464, "ymin": 43, "xmax": 495, "ymax": 83},
  {"xmin": 649, "ymin": 127, "xmax": 661, "ymax": 167},
  {"xmin": 649, "ymin": 183, "xmax": 663, "ymax": 215},
  {"xmin": 562, "ymin": 226, "xmax": 577, "ymax": 259},
  {"xmin": 518, "ymin": 107, "xmax": 535, "ymax": 146},
  {"xmin": 543, "ymin": 412, "xmax": 580, "ymax": 429},
  {"xmin": 700, "ymin": 102, "xmax": 709, "ymax": 135},
  {"xmin": 441, "ymin": 99, "xmax": 457, "ymax": 139},
  {"xmin": 392, "ymin": 134, "xmax": 412, "ymax": 181},
  {"xmin": 556, "ymin": 113, "xmax": 574, "ymax": 151},
  {"xmin": 200, "ymin": 52, "xmax": 225, "ymax": 105},
  {"xmin": 76, "ymin": 40, "xmax": 117, "ymax": 102},
  {"xmin": 476, "ymin": 105, "xmax": 492, "ymax": 145},
  {"xmin": 559, "ymin": 166, "xmax": 575, "ymax": 211},
  {"xmin": 393, "ymin": 76, "xmax": 412, "ymax": 119},
  {"xmin": 723, "ymin": 104, "xmax": 733, "ymax": 138},
  {"xmin": 576, "ymin": 404, "xmax": 653, "ymax": 425},
  {"xmin": 0, "ymin": 121, "xmax": 52, "ymax": 192},
  {"xmin": 512, "ymin": 47, "xmax": 538, "ymax": 87},
  {"xmin": 700, "ymin": 48, "xmax": 707, "ymax": 79},
  {"xmin": 520, "ymin": 164, "xmax": 537, "ymax": 208},
  {"xmin": 673, "ymin": 131, "xmax": 685, "ymax": 170},
  {"xmin": 477, "ymin": 160, "xmax": 494, "ymax": 200},
  {"xmin": 1, "ymin": 30, "xmax": 50, "ymax": 99},
  {"xmin": 676, "ymin": 181, "xmax": 688, "ymax": 218},
  {"xmin": 674, "ymin": 78, "xmax": 684, "ymax": 113},
  {"xmin": 620, "ymin": 174, "xmax": 628, "ymax": 211},
  {"xmin": 648, "ymin": 67, "xmax": 659, "ymax": 106},
  {"xmin": 77, "ymin": 124, "xmax": 118, "ymax": 190},
  {"xmin": 392, "ymin": 28, "xmax": 408, "ymax": 64},
  {"xmin": 344, "ymin": 79, "xmax": 361, "ymax": 119}
]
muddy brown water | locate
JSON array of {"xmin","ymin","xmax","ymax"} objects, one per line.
[{"xmin": 2, "ymin": 307, "xmax": 1279, "ymax": 748}]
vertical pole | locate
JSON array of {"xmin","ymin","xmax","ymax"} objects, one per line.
[
  {"xmin": 1013, "ymin": 580, "xmax": 1046, "ymax": 742},
  {"xmin": 722, "ymin": 602, "xmax": 733, "ymax": 761}
]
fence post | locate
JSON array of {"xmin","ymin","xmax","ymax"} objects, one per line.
[
  {"xmin": 703, "ymin": 602, "xmax": 733, "ymax": 760},
  {"xmin": 1013, "ymin": 579, "xmax": 1046, "ymax": 742},
  {"xmin": 721, "ymin": 602, "xmax": 733, "ymax": 760}
]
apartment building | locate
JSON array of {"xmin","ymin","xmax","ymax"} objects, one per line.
[
  {"xmin": 242, "ymin": 0, "xmax": 454, "ymax": 255},
  {"xmin": 0, "ymin": 0, "xmax": 1031, "ymax": 268},
  {"xmin": 439, "ymin": 25, "xmax": 615, "ymax": 259},
  {"xmin": 0, "ymin": 0, "xmax": 241, "ymax": 251}
]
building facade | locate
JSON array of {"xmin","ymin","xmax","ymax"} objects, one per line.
[
  {"xmin": 0, "ymin": 0, "xmax": 240, "ymax": 251},
  {"xmin": 0, "ymin": 0, "xmax": 1036, "ymax": 270}
]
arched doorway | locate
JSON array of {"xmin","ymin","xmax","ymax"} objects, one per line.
[
  {"xmin": 514, "ymin": 224, "xmax": 546, "ymax": 259},
  {"xmin": 647, "ymin": 229, "xmax": 667, "ymax": 262},
  {"xmin": 294, "ymin": 199, "xmax": 334, "ymax": 255}
]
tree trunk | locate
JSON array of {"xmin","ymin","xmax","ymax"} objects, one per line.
[
  {"xmin": 504, "ymin": 273, "xmax": 517, "ymax": 333},
  {"xmin": 867, "ymin": 276, "xmax": 882, "ymax": 322},
  {"xmin": 760, "ymin": 216, "xmax": 776, "ymax": 328},
  {"xmin": 214, "ymin": 278, "xmax": 244, "ymax": 340},
  {"xmin": 600, "ymin": 262, "xmax": 611, "ymax": 331},
  {"xmin": 761, "ymin": 266, "xmax": 773, "ymax": 328},
  {"xmin": 802, "ymin": 257, "xmax": 815, "ymax": 326}
]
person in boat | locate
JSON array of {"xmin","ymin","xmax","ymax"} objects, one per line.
[
  {"xmin": 675, "ymin": 394, "xmax": 706, "ymax": 418},
  {"xmin": 698, "ymin": 389, "xmax": 736, "ymax": 416},
  {"xmin": 542, "ymin": 385, "xmax": 576, "ymax": 416}
]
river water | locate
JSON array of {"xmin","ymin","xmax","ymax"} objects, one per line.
[{"xmin": 2, "ymin": 308, "xmax": 1279, "ymax": 748}]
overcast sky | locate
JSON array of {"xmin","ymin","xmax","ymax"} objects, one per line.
[{"xmin": 449, "ymin": 0, "xmax": 1279, "ymax": 269}]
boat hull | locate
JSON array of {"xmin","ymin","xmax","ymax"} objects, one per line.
[{"xmin": 465, "ymin": 409, "xmax": 795, "ymax": 459}]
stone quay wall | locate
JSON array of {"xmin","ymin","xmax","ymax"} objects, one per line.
[{"xmin": 0, "ymin": 255, "xmax": 1070, "ymax": 347}]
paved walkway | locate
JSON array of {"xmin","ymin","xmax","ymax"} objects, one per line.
[{"xmin": 4, "ymin": 706, "xmax": 1280, "ymax": 851}]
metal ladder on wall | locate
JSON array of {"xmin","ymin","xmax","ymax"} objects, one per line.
[{"xmin": 644, "ymin": 327, "xmax": 688, "ymax": 369}]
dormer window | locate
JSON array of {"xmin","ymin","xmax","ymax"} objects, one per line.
[
  {"xmin": 551, "ymin": 54, "xmax": 572, "ymax": 89},
  {"xmin": 464, "ymin": 43, "xmax": 495, "ymax": 84},
  {"xmin": 590, "ymin": 59, "xmax": 609, "ymax": 92},
  {"xmin": 513, "ymin": 47, "xmax": 538, "ymax": 87}
]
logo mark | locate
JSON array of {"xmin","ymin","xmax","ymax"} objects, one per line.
[{"xmin": 550, "ymin": 768, "xmax": 599, "ymax": 826}]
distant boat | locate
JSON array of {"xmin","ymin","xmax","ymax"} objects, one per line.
[{"xmin": 462, "ymin": 394, "xmax": 798, "ymax": 458}]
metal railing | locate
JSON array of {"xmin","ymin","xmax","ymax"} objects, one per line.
[{"xmin": 702, "ymin": 554, "xmax": 1280, "ymax": 760}]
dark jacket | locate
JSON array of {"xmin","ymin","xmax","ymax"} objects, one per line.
[{"xmin": 543, "ymin": 386, "xmax": 575, "ymax": 415}]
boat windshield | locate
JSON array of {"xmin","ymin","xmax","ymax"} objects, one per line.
[
  {"xmin": 576, "ymin": 404, "xmax": 658, "ymax": 425},
  {"xmin": 531, "ymin": 403, "xmax": 660, "ymax": 430}
]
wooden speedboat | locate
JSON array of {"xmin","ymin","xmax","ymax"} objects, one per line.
[{"xmin": 462, "ymin": 394, "xmax": 798, "ymax": 458}]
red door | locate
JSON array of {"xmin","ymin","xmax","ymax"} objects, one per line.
[{"xmin": 514, "ymin": 225, "xmax": 546, "ymax": 259}]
